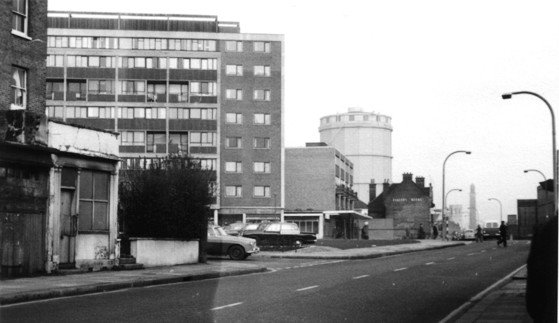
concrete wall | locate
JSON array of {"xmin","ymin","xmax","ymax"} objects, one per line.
[
  {"xmin": 48, "ymin": 121, "xmax": 119, "ymax": 158},
  {"xmin": 370, "ymin": 219, "xmax": 394, "ymax": 240},
  {"xmin": 131, "ymin": 238, "xmax": 199, "ymax": 267}
]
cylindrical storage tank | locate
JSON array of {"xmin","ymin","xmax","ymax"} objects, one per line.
[{"xmin": 319, "ymin": 108, "xmax": 392, "ymax": 204}]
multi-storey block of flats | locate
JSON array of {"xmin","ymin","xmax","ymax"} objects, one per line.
[{"xmin": 46, "ymin": 11, "xmax": 284, "ymax": 225}]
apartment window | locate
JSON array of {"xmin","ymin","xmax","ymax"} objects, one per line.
[
  {"xmin": 46, "ymin": 55, "xmax": 64, "ymax": 67},
  {"xmin": 190, "ymin": 132, "xmax": 216, "ymax": 147},
  {"xmin": 226, "ymin": 113, "xmax": 243, "ymax": 124},
  {"xmin": 168, "ymin": 133, "xmax": 188, "ymax": 154},
  {"xmin": 225, "ymin": 162, "xmax": 242, "ymax": 173},
  {"xmin": 254, "ymin": 113, "xmax": 271, "ymax": 125},
  {"xmin": 78, "ymin": 170, "xmax": 110, "ymax": 231},
  {"xmin": 254, "ymin": 90, "xmax": 271, "ymax": 101},
  {"xmin": 169, "ymin": 108, "xmax": 188, "ymax": 120},
  {"xmin": 253, "ymin": 162, "xmax": 271, "ymax": 173},
  {"xmin": 226, "ymin": 89, "xmax": 243, "ymax": 100},
  {"xmin": 198, "ymin": 158, "xmax": 216, "ymax": 170},
  {"xmin": 169, "ymin": 58, "xmax": 178, "ymax": 69},
  {"xmin": 120, "ymin": 80, "xmax": 145, "ymax": 95},
  {"xmin": 146, "ymin": 133, "xmax": 166, "ymax": 153},
  {"xmin": 254, "ymin": 41, "xmax": 271, "ymax": 53},
  {"xmin": 66, "ymin": 107, "xmax": 87, "ymax": 119},
  {"xmin": 88, "ymin": 80, "xmax": 115, "ymax": 95},
  {"xmin": 190, "ymin": 82, "xmax": 216, "ymax": 96},
  {"xmin": 11, "ymin": 0, "xmax": 28, "ymax": 36},
  {"xmin": 46, "ymin": 80, "xmax": 64, "ymax": 100},
  {"xmin": 147, "ymin": 83, "xmax": 166, "ymax": 102},
  {"xmin": 187, "ymin": 58, "xmax": 217, "ymax": 70},
  {"xmin": 226, "ymin": 137, "xmax": 242, "ymax": 149},
  {"xmin": 120, "ymin": 131, "xmax": 145, "ymax": 146},
  {"xmin": 11, "ymin": 66, "xmax": 26, "ymax": 109},
  {"xmin": 254, "ymin": 65, "xmax": 271, "ymax": 76},
  {"xmin": 253, "ymin": 186, "xmax": 271, "ymax": 198},
  {"xmin": 117, "ymin": 107, "xmax": 134, "ymax": 119},
  {"xmin": 225, "ymin": 186, "xmax": 242, "ymax": 197},
  {"xmin": 169, "ymin": 84, "xmax": 188, "ymax": 102},
  {"xmin": 254, "ymin": 137, "xmax": 270, "ymax": 149},
  {"xmin": 226, "ymin": 65, "xmax": 243, "ymax": 76},
  {"xmin": 46, "ymin": 106, "xmax": 64, "ymax": 119},
  {"xmin": 225, "ymin": 41, "xmax": 243, "ymax": 52}
]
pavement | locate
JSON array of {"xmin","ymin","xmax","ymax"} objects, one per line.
[{"xmin": 0, "ymin": 239, "xmax": 534, "ymax": 323}]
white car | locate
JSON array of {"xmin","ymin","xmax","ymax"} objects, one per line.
[{"xmin": 461, "ymin": 229, "xmax": 475, "ymax": 240}]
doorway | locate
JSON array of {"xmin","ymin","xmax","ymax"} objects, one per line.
[{"xmin": 59, "ymin": 188, "xmax": 77, "ymax": 265}]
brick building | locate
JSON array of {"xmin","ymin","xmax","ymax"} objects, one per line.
[
  {"xmin": 1, "ymin": 1, "xmax": 121, "ymax": 277},
  {"xmin": 284, "ymin": 143, "xmax": 369, "ymax": 239},
  {"xmin": 368, "ymin": 173, "xmax": 433, "ymax": 239},
  {"xmin": 45, "ymin": 11, "xmax": 284, "ymax": 225}
]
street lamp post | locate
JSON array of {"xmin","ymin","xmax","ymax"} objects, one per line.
[
  {"xmin": 502, "ymin": 91, "xmax": 557, "ymax": 217},
  {"xmin": 488, "ymin": 198, "xmax": 503, "ymax": 222},
  {"xmin": 523, "ymin": 169, "xmax": 547, "ymax": 182},
  {"xmin": 442, "ymin": 150, "xmax": 471, "ymax": 240}
]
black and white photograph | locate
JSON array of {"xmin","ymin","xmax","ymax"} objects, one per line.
[{"xmin": 1, "ymin": 0, "xmax": 557, "ymax": 322}]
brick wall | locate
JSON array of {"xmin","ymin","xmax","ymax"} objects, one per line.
[{"xmin": 1, "ymin": 0, "xmax": 48, "ymax": 140}]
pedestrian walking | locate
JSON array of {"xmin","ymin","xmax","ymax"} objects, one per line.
[
  {"xmin": 417, "ymin": 224, "xmax": 426, "ymax": 239},
  {"xmin": 497, "ymin": 221, "xmax": 508, "ymax": 247},
  {"xmin": 361, "ymin": 222, "xmax": 369, "ymax": 240},
  {"xmin": 475, "ymin": 224, "xmax": 483, "ymax": 243},
  {"xmin": 432, "ymin": 225, "xmax": 438, "ymax": 240}
]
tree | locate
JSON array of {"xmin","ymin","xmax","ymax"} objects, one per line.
[{"xmin": 119, "ymin": 155, "xmax": 215, "ymax": 262}]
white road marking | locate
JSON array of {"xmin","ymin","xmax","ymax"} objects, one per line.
[
  {"xmin": 480, "ymin": 250, "xmax": 486, "ymax": 253},
  {"xmin": 425, "ymin": 262, "xmax": 435, "ymax": 265},
  {"xmin": 211, "ymin": 302, "xmax": 243, "ymax": 311},
  {"xmin": 296, "ymin": 285, "xmax": 319, "ymax": 292},
  {"xmin": 394, "ymin": 267, "xmax": 408, "ymax": 272},
  {"xmin": 467, "ymin": 253, "xmax": 476, "ymax": 256},
  {"xmin": 447, "ymin": 257, "xmax": 455, "ymax": 260},
  {"xmin": 353, "ymin": 275, "xmax": 369, "ymax": 280}
]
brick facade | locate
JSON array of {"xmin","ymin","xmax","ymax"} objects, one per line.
[{"xmin": 369, "ymin": 173, "xmax": 433, "ymax": 239}]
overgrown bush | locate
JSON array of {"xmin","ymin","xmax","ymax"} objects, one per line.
[{"xmin": 119, "ymin": 155, "xmax": 215, "ymax": 241}]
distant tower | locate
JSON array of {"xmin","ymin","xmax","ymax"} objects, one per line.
[
  {"xmin": 469, "ymin": 184, "xmax": 477, "ymax": 229},
  {"xmin": 319, "ymin": 108, "xmax": 392, "ymax": 204}
]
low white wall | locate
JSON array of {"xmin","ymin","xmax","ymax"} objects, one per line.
[{"xmin": 130, "ymin": 238, "xmax": 199, "ymax": 267}]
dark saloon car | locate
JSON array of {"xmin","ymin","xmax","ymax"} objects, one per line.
[
  {"xmin": 207, "ymin": 225, "xmax": 259, "ymax": 260},
  {"xmin": 241, "ymin": 222, "xmax": 316, "ymax": 247}
]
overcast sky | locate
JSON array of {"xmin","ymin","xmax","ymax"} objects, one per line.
[{"xmin": 49, "ymin": 0, "xmax": 559, "ymax": 223}]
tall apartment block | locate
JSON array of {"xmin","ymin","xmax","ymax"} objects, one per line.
[{"xmin": 45, "ymin": 12, "xmax": 284, "ymax": 225}]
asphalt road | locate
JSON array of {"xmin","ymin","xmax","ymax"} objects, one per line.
[{"xmin": 1, "ymin": 240, "xmax": 530, "ymax": 323}]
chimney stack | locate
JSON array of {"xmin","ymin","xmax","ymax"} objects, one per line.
[
  {"xmin": 369, "ymin": 179, "xmax": 376, "ymax": 201},
  {"xmin": 416, "ymin": 176, "xmax": 425, "ymax": 188},
  {"xmin": 402, "ymin": 173, "xmax": 413, "ymax": 181},
  {"xmin": 383, "ymin": 179, "xmax": 390, "ymax": 192}
]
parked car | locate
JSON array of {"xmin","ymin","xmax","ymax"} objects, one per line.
[
  {"xmin": 461, "ymin": 229, "xmax": 475, "ymax": 240},
  {"xmin": 222, "ymin": 222, "xmax": 246, "ymax": 236},
  {"xmin": 206, "ymin": 225, "xmax": 259, "ymax": 260},
  {"xmin": 241, "ymin": 222, "xmax": 316, "ymax": 247}
]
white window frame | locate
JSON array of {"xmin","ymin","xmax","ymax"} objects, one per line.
[
  {"xmin": 226, "ymin": 137, "xmax": 242, "ymax": 149},
  {"xmin": 253, "ymin": 90, "xmax": 271, "ymax": 101},
  {"xmin": 226, "ymin": 89, "xmax": 243, "ymax": 100},
  {"xmin": 225, "ymin": 113, "xmax": 243, "ymax": 124},
  {"xmin": 253, "ymin": 162, "xmax": 271, "ymax": 173},
  {"xmin": 225, "ymin": 185, "xmax": 242, "ymax": 197},
  {"xmin": 253, "ymin": 186, "xmax": 271, "ymax": 198},
  {"xmin": 226, "ymin": 64, "xmax": 243, "ymax": 76},
  {"xmin": 253, "ymin": 41, "xmax": 271, "ymax": 53},
  {"xmin": 254, "ymin": 65, "xmax": 271, "ymax": 77},
  {"xmin": 10, "ymin": 66, "xmax": 27, "ymax": 110},
  {"xmin": 11, "ymin": 0, "xmax": 29, "ymax": 38},
  {"xmin": 254, "ymin": 113, "xmax": 271, "ymax": 125},
  {"xmin": 225, "ymin": 161, "xmax": 242, "ymax": 173},
  {"xmin": 254, "ymin": 137, "xmax": 270, "ymax": 149}
]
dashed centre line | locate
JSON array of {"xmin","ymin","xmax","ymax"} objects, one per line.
[
  {"xmin": 447, "ymin": 257, "xmax": 456, "ymax": 260},
  {"xmin": 296, "ymin": 285, "xmax": 319, "ymax": 292},
  {"xmin": 425, "ymin": 262, "xmax": 435, "ymax": 265},
  {"xmin": 353, "ymin": 275, "xmax": 369, "ymax": 280},
  {"xmin": 394, "ymin": 267, "xmax": 408, "ymax": 272},
  {"xmin": 211, "ymin": 302, "xmax": 243, "ymax": 311}
]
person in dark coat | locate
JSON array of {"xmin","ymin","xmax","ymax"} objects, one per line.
[
  {"xmin": 361, "ymin": 222, "xmax": 369, "ymax": 240},
  {"xmin": 417, "ymin": 224, "xmax": 426, "ymax": 239},
  {"xmin": 475, "ymin": 224, "xmax": 483, "ymax": 243},
  {"xmin": 497, "ymin": 221, "xmax": 508, "ymax": 247},
  {"xmin": 432, "ymin": 225, "xmax": 439, "ymax": 239},
  {"xmin": 526, "ymin": 216, "xmax": 558, "ymax": 323}
]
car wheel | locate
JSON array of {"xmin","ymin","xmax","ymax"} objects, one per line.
[
  {"xmin": 294, "ymin": 240, "xmax": 303, "ymax": 248},
  {"xmin": 228, "ymin": 245, "xmax": 246, "ymax": 260}
]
